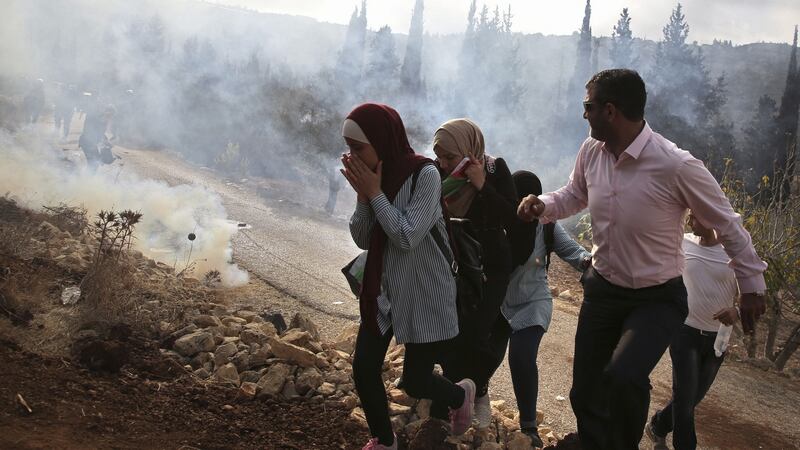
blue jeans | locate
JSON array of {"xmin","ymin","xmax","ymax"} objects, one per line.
[
  {"xmin": 652, "ymin": 324, "xmax": 725, "ymax": 450},
  {"xmin": 509, "ymin": 324, "xmax": 546, "ymax": 429}
]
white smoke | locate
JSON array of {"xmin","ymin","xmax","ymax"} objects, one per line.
[{"xmin": 0, "ymin": 129, "xmax": 249, "ymax": 286}]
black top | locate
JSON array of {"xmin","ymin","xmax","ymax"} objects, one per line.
[{"xmin": 462, "ymin": 157, "xmax": 518, "ymax": 279}]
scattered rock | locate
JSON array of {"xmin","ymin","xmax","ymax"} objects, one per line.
[
  {"xmin": 249, "ymin": 346, "xmax": 272, "ymax": 368},
  {"xmin": 240, "ymin": 329, "xmax": 269, "ymax": 346},
  {"xmin": 281, "ymin": 329, "xmax": 323, "ymax": 353},
  {"xmin": 349, "ymin": 407, "xmax": 368, "ymax": 428},
  {"xmin": 193, "ymin": 368, "xmax": 211, "ymax": 379},
  {"xmin": 507, "ymin": 431, "xmax": 532, "ymax": 450},
  {"xmin": 231, "ymin": 351, "xmax": 251, "ymax": 372},
  {"xmin": 282, "ymin": 379, "xmax": 299, "ymax": 398},
  {"xmin": 162, "ymin": 324, "xmax": 198, "ymax": 349},
  {"xmin": 190, "ymin": 352, "xmax": 214, "ymax": 370},
  {"xmin": 317, "ymin": 382, "xmax": 336, "ymax": 396},
  {"xmin": 214, "ymin": 362, "xmax": 240, "ymax": 386},
  {"xmin": 332, "ymin": 324, "xmax": 359, "ymax": 354},
  {"xmin": 416, "ymin": 399, "xmax": 431, "ymax": 420},
  {"xmin": 289, "ymin": 312, "xmax": 321, "ymax": 341},
  {"xmin": 238, "ymin": 382, "xmax": 257, "ymax": 399},
  {"xmin": 173, "ymin": 331, "xmax": 216, "ymax": 357},
  {"xmin": 224, "ymin": 324, "xmax": 243, "ymax": 337},
  {"xmin": 61, "ymin": 286, "xmax": 81, "ymax": 305},
  {"xmin": 194, "ymin": 315, "xmax": 223, "ymax": 328},
  {"xmin": 222, "ymin": 316, "xmax": 247, "ymax": 326},
  {"xmin": 558, "ymin": 290, "xmax": 576, "ymax": 302},
  {"xmin": 235, "ymin": 310, "xmax": 258, "ymax": 322},
  {"xmin": 256, "ymin": 362, "xmax": 293, "ymax": 397},
  {"xmin": 295, "ymin": 367, "xmax": 324, "ymax": 395},
  {"xmin": 240, "ymin": 370, "xmax": 261, "ymax": 384},
  {"xmin": 269, "ymin": 337, "xmax": 323, "ymax": 368},
  {"xmin": 389, "ymin": 402, "xmax": 411, "ymax": 416},
  {"xmin": 261, "ymin": 312, "xmax": 287, "ymax": 334},
  {"xmin": 389, "ymin": 388, "xmax": 413, "ymax": 406},
  {"xmin": 407, "ymin": 417, "xmax": 453, "ymax": 450},
  {"xmin": 214, "ymin": 341, "xmax": 238, "ymax": 366}
]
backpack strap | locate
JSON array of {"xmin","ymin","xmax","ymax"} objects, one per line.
[
  {"xmin": 411, "ymin": 163, "xmax": 458, "ymax": 275},
  {"xmin": 544, "ymin": 222, "xmax": 556, "ymax": 271}
]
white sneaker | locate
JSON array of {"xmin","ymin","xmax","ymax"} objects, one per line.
[{"xmin": 473, "ymin": 393, "xmax": 492, "ymax": 429}]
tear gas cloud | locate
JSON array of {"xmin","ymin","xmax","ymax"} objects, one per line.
[
  {"xmin": 0, "ymin": 130, "xmax": 249, "ymax": 286},
  {"xmin": 0, "ymin": 0, "xmax": 794, "ymax": 204}
]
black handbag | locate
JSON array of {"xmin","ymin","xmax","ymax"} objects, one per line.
[{"xmin": 431, "ymin": 218, "xmax": 485, "ymax": 317}]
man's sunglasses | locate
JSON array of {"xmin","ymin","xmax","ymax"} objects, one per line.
[{"xmin": 583, "ymin": 100, "xmax": 613, "ymax": 113}]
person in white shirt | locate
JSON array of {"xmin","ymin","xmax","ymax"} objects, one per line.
[{"xmin": 646, "ymin": 212, "xmax": 740, "ymax": 450}]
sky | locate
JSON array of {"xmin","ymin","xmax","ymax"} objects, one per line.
[{"xmin": 211, "ymin": 0, "xmax": 798, "ymax": 44}]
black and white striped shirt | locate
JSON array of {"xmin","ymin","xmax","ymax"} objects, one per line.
[{"xmin": 349, "ymin": 164, "xmax": 459, "ymax": 344}]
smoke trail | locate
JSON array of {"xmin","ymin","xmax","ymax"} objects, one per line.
[{"xmin": 0, "ymin": 129, "xmax": 249, "ymax": 286}]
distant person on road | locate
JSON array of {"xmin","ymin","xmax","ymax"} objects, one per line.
[
  {"xmin": 341, "ymin": 103, "xmax": 475, "ymax": 450},
  {"xmin": 493, "ymin": 170, "xmax": 592, "ymax": 447},
  {"xmin": 23, "ymin": 78, "xmax": 45, "ymax": 124},
  {"xmin": 646, "ymin": 212, "xmax": 739, "ymax": 450},
  {"xmin": 325, "ymin": 163, "xmax": 342, "ymax": 215},
  {"xmin": 517, "ymin": 69, "xmax": 767, "ymax": 449},
  {"xmin": 79, "ymin": 100, "xmax": 116, "ymax": 167},
  {"xmin": 53, "ymin": 83, "xmax": 76, "ymax": 139},
  {"xmin": 426, "ymin": 118, "xmax": 518, "ymax": 430}
]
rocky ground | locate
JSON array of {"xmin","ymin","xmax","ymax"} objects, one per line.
[
  {"xmin": 0, "ymin": 197, "xmax": 574, "ymax": 449},
  {"xmin": 3, "ymin": 119, "xmax": 800, "ymax": 449}
]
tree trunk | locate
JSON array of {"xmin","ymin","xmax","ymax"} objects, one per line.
[
  {"xmin": 774, "ymin": 322, "xmax": 800, "ymax": 371},
  {"xmin": 765, "ymin": 292, "xmax": 782, "ymax": 361}
]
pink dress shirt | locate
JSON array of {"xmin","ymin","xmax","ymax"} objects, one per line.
[{"xmin": 540, "ymin": 122, "xmax": 767, "ymax": 292}]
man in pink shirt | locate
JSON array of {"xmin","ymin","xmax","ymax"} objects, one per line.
[{"xmin": 518, "ymin": 69, "xmax": 767, "ymax": 450}]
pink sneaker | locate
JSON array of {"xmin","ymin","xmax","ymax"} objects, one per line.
[
  {"xmin": 361, "ymin": 434, "xmax": 397, "ymax": 450},
  {"xmin": 449, "ymin": 378, "xmax": 476, "ymax": 436}
]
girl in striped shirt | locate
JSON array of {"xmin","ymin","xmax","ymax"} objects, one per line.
[{"xmin": 340, "ymin": 103, "xmax": 475, "ymax": 450}]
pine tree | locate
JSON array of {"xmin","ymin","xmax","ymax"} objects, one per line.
[
  {"xmin": 335, "ymin": 4, "xmax": 368, "ymax": 86},
  {"xmin": 567, "ymin": 0, "xmax": 593, "ymax": 109},
  {"xmin": 742, "ymin": 95, "xmax": 780, "ymax": 186},
  {"xmin": 400, "ymin": 0, "xmax": 424, "ymax": 95},
  {"xmin": 610, "ymin": 8, "xmax": 635, "ymax": 69},
  {"xmin": 775, "ymin": 25, "xmax": 800, "ymax": 192},
  {"xmin": 648, "ymin": 4, "xmax": 734, "ymax": 175},
  {"xmin": 364, "ymin": 25, "xmax": 399, "ymax": 96},
  {"xmin": 502, "ymin": 5, "xmax": 513, "ymax": 34}
]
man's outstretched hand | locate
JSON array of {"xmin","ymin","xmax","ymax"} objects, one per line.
[
  {"xmin": 517, "ymin": 194, "xmax": 545, "ymax": 222},
  {"xmin": 739, "ymin": 292, "xmax": 767, "ymax": 334}
]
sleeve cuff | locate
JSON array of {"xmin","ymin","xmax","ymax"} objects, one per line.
[
  {"xmin": 354, "ymin": 201, "xmax": 372, "ymax": 217},
  {"xmin": 538, "ymin": 194, "xmax": 555, "ymax": 224},
  {"xmin": 736, "ymin": 273, "xmax": 767, "ymax": 294},
  {"xmin": 369, "ymin": 193, "xmax": 391, "ymax": 217}
]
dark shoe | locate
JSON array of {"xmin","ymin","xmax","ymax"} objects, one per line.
[
  {"xmin": 645, "ymin": 419, "xmax": 669, "ymax": 450},
  {"xmin": 522, "ymin": 427, "xmax": 544, "ymax": 448}
]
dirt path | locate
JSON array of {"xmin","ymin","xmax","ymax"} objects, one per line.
[{"xmin": 64, "ymin": 138, "xmax": 800, "ymax": 449}]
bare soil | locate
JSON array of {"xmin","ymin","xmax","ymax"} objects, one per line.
[{"xmin": 0, "ymin": 337, "xmax": 368, "ymax": 450}]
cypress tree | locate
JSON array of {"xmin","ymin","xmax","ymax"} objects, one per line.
[{"xmin": 400, "ymin": 0, "xmax": 424, "ymax": 95}]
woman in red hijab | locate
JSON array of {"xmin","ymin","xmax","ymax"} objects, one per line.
[{"xmin": 341, "ymin": 103, "xmax": 474, "ymax": 449}]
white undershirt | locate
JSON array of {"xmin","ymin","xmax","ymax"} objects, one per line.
[{"xmin": 682, "ymin": 234, "xmax": 738, "ymax": 332}]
